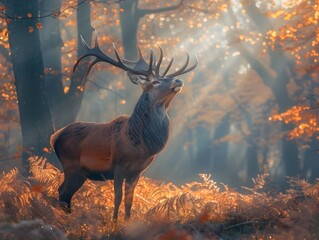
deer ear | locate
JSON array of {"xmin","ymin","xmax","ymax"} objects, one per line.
[{"xmin": 127, "ymin": 72, "xmax": 140, "ymax": 85}]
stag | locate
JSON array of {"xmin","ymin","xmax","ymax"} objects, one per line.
[{"xmin": 50, "ymin": 31, "xmax": 197, "ymax": 220}]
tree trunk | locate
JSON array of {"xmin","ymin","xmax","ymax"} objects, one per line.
[
  {"xmin": 118, "ymin": 0, "xmax": 183, "ymax": 112},
  {"xmin": 119, "ymin": 0, "xmax": 139, "ymax": 60},
  {"xmin": 193, "ymin": 124, "xmax": 211, "ymax": 174},
  {"xmin": 211, "ymin": 114, "xmax": 230, "ymax": 182},
  {"xmin": 246, "ymin": 145, "xmax": 259, "ymax": 181},
  {"xmin": 39, "ymin": 0, "xmax": 64, "ymax": 128},
  {"xmin": 271, "ymin": 62, "xmax": 300, "ymax": 177},
  {"xmin": 6, "ymin": 0, "xmax": 54, "ymax": 174},
  {"xmin": 241, "ymin": 2, "xmax": 301, "ymax": 180},
  {"xmin": 50, "ymin": 0, "xmax": 93, "ymax": 128},
  {"xmin": 303, "ymin": 136, "xmax": 319, "ymax": 182}
]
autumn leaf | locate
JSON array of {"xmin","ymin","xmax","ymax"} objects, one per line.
[
  {"xmin": 77, "ymin": 86, "xmax": 84, "ymax": 92},
  {"xmin": 64, "ymin": 86, "xmax": 70, "ymax": 94},
  {"xmin": 53, "ymin": 11, "xmax": 60, "ymax": 17},
  {"xmin": 28, "ymin": 26, "xmax": 34, "ymax": 33},
  {"xmin": 36, "ymin": 22, "xmax": 43, "ymax": 30},
  {"xmin": 43, "ymin": 147, "xmax": 49, "ymax": 153},
  {"xmin": 31, "ymin": 184, "xmax": 44, "ymax": 193},
  {"xmin": 27, "ymin": 13, "xmax": 32, "ymax": 18}
]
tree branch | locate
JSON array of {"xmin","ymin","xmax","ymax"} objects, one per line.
[
  {"xmin": 87, "ymin": 79, "xmax": 125, "ymax": 99},
  {"xmin": 229, "ymin": 95, "xmax": 256, "ymax": 146},
  {"xmin": 238, "ymin": 46, "xmax": 274, "ymax": 83},
  {"xmin": 186, "ymin": 1, "xmax": 219, "ymax": 15},
  {"xmin": 2, "ymin": 0, "xmax": 87, "ymax": 20},
  {"xmin": 187, "ymin": 6, "xmax": 213, "ymax": 14},
  {"xmin": 1, "ymin": 0, "xmax": 122, "ymax": 20},
  {"xmin": 226, "ymin": 8, "xmax": 274, "ymax": 86},
  {"xmin": 241, "ymin": 2, "xmax": 271, "ymax": 32},
  {"xmin": 138, "ymin": 0, "xmax": 184, "ymax": 17}
]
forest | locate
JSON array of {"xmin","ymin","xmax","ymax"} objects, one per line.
[{"xmin": 0, "ymin": 0, "xmax": 319, "ymax": 239}]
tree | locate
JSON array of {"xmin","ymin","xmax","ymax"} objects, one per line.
[
  {"xmin": 39, "ymin": 0, "xmax": 93, "ymax": 129},
  {"xmin": 39, "ymin": 0, "xmax": 65, "ymax": 128},
  {"xmin": 49, "ymin": 0, "xmax": 93, "ymax": 128},
  {"xmin": 1, "ymin": 0, "xmax": 94, "ymax": 170},
  {"xmin": 119, "ymin": 0, "xmax": 184, "ymax": 60},
  {"xmin": 4, "ymin": 0, "xmax": 54, "ymax": 173}
]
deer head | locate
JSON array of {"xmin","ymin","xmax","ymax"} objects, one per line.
[{"xmin": 73, "ymin": 30, "xmax": 197, "ymax": 109}]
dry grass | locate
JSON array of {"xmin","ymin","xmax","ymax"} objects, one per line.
[{"xmin": 0, "ymin": 157, "xmax": 318, "ymax": 239}]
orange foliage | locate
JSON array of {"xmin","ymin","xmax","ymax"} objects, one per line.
[
  {"xmin": 270, "ymin": 105, "xmax": 319, "ymax": 141},
  {"xmin": 264, "ymin": 0, "xmax": 319, "ymax": 71},
  {"xmin": 0, "ymin": 157, "xmax": 318, "ymax": 239}
]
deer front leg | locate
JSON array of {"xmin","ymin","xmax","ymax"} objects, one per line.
[
  {"xmin": 124, "ymin": 175, "xmax": 140, "ymax": 220},
  {"xmin": 113, "ymin": 173, "xmax": 124, "ymax": 221}
]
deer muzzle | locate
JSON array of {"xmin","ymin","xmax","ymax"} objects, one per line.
[{"xmin": 171, "ymin": 79, "xmax": 184, "ymax": 93}]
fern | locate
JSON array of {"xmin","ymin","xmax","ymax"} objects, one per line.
[{"xmin": 0, "ymin": 158, "xmax": 318, "ymax": 239}]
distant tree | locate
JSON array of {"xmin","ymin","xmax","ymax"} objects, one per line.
[
  {"xmin": 39, "ymin": 0, "xmax": 93, "ymax": 129},
  {"xmin": 39, "ymin": 0, "xmax": 65, "ymax": 127},
  {"xmin": 119, "ymin": 0, "xmax": 184, "ymax": 60},
  {"xmin": 238, "ymin": 3, "xmax": 300, "ymax": 178}
]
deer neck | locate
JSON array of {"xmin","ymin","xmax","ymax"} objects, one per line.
[{"xmin": 128, "ymin": 93, "xmax": 170, "ymax": 155}]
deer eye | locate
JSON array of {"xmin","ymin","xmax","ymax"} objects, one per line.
[{"xmin": 152, "ymin": 80, "xmax": 160, "ymax": 85}]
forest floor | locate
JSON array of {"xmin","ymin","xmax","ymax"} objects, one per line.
[{"xmin": 0, "ymin": 156, "xmax": 318, "ymax": 240}]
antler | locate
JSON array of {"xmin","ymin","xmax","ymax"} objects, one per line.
[
  {"xmin": 154, "ymin": 44, "xmax": 198, "ymax": 78},
  {"xmin": 73, "ymin": 30, "xmax": 198, "ymax": 83},
  {"xmin": 73, "ymin": 30, "xmax": 154, "ymax": 83},
  {"xmin": 165, "ymin": 51, "xmax": 198, "ymax": 78}
]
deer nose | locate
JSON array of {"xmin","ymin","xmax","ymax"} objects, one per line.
[{"xmin": 174, "ymin": 79, "xmax": 183, "ymax": 85}]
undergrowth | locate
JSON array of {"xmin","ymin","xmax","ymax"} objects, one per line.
[{"xmin": 0, "ymin": 156, "xmax": 318, "ymax": 239}]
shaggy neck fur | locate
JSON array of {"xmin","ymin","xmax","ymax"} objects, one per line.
[{"xmin": 128, "ymin": 93, "xmax": 170, "ymax": 155}]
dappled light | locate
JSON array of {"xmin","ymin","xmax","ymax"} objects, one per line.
[{"xmin": 1, "ymin": 0, "xmax": 319, "ymax": 238}]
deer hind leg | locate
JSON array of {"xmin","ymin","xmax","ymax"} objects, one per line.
[
  {"xmin": 59, "ymin": 168, "xmax": 87, "ymax": 213},
  {"xmin": 124, "ymin": 175, "xmax": 140, "ymax": 220},
  {"xmin": 112, "ymin": 172, "xmax": 124, "ymax": 221}
]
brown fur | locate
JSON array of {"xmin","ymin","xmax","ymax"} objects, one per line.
[
  {"xmin": 52, "ymin": 116, "xmax": 152, "ymax": 175},
  {"xmin": 52, "ymin": 116, "xmax": 147, "ymax": 219}
]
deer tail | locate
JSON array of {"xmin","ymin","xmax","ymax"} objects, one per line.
[{"xmin": 50, "ymin": 127, "xmax": 66, "ymax": 150}]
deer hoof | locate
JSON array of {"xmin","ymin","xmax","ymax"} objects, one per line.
[{"xmin": 59, "ymin": 201, "xmax": 71, "ymax": 213}]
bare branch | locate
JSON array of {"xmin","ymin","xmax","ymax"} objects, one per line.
[
  {"xmin": 226, "ymin": 8, "xmax": 274, "ymax": 85},
  {"xmin": 87, "ymin": 79, "xmax": 125, "ymax": 99},
  {"xmin": 2, "ymin": 0, "xmax": 87, "ymax": 20},
  {"xmin": 1, "ymin": 0, "xmax": 122, "ymax": 20},
  {"xmin": 238, "ymin": 45, "xmax": 273, "ymax": 83},
  {"xmin": 138, "ymin": 0, "xmax": 184, "ymax": 17},
  {"xmin": 187, "ymin": 6, "xmax": 216, "ymax": 14},
  {"xmin": 180, "ymin": 1, "xmax": 217, "ymax": 14}
]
